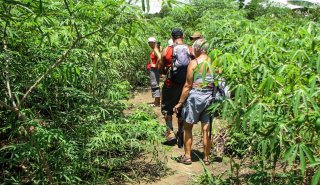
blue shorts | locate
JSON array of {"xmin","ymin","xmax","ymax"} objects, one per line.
[{"xmin": 181, "ymin": 89, "xmax": 213, "ymax": 124}]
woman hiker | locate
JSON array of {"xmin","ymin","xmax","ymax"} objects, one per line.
[
  {"xmin": 174, "ymin": 38, "xmax": 213, "ymax": 165},
  {"xmin": 146, "ymin": 37, "xmax": 161, "ymax": 106}
]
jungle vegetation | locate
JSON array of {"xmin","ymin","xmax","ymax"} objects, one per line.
[{"xmin": 0, "ymin": 0, "xmax": 319, "ymax": 184}]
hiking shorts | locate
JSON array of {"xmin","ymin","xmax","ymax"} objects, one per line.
[
  {"xmin": 181, "ymin": 88, "xmax": 213, "ymax": 124},
  {"xmin": 161, "ymin": 84, "xmax": 183, "ymax": 116},
  {"xmin": 150, "ymin": 68, "xmax": 160, "ymax": 98}
]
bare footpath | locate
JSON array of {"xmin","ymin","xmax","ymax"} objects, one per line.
[{"xmin": 125, "ymin": 88, "xmax": 231, "ymax": 185}]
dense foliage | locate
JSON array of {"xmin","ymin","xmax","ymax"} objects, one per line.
[
  {"xmin": 147, "ymin": 0, "xmax": 320, "ymax": 184},
  {"xmin": 0, "ymin": 0, "xmax": 165, "ymax": 184},
  {"xmin": 1, "ymin": 0, "xmax": 320, "ymax": 184},
  {"xmin": 178, "ymin": 0, "xmax": 319, "ymax": 184}
]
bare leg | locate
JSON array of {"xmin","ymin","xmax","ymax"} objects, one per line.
[
  {"xmin": 184, "ymin": 122, "xmax": 193, "ymax": 159},
  {"xmin": 202, "ymin": 122, "xmax": 211, "ymax": 161},
  {"xmin": 163, "ymin": 114, "xmax": 176, "ymax": 145}
]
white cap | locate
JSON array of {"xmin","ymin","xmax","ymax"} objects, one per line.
[
  {"xmin": 148, "ymin": 37, "xmax": 156, "ymax": 42},
  {"xmin": 168, "ymin": 39, "xmax": 173, "ymax": 46}
]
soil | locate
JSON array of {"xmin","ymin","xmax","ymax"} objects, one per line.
[
  {"xmin": 124, "ymin": 88, "xmax": 311, "ymax": 185},
  {"xmin": 125, "ymin": 88, "xmax": 231, "ymax": 185}
]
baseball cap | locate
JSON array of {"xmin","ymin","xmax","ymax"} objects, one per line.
[
  {"xmin": 148, "ymin": 37, "xmax": 156, "ymax": 42},
  {"xmin": 171, "ymin": 28, "xmax": 183, "ymax": 38}
]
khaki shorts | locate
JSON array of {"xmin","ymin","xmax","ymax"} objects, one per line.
[{"xmin": 150, "ymin": 68, "xmax": 160, "ymax": 98}]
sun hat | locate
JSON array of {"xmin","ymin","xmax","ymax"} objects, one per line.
[
  {"xmin": 189, "ymin": 31, "xmax": 202, "ymax": 40},
  {"xmin": 148, "ymin": 37, "xmax": 156, "ymax": 42}
]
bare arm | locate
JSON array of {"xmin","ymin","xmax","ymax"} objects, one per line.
[
  {"xmin": 174, "ymin": 59, "xmax": 196, "ymax": 112},
  {"xmin": 154, "ymin": 47, "xmax": 161, "ymax": 69},
  {"xmin": 158, "ymin": 47, "xmax": 167, "ymax": 74}
]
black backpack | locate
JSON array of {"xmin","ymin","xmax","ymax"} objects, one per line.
[{"xmin": 167, "ymin": 44, "xmax": 191, "ymax": 84}]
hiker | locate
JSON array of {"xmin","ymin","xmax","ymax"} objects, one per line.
[
  {"xmin": 158, "ymin": 28, "xmax": 192, "ymax": 145},
  {"xmin": 146, "ymin": 37, "xmax": 161, "ymax": 107},
  {"xmin": 189, "ymin": 31, "xmax": 202, "ymax": 60},
  {"xmin": 189, "ymin": 31, "xmax": 202, "ymax": 42},
  {"xmin": 174, "ymin": 38, "xmax": 213, "ymax": 165},
  {"xmin": 190, "ymin": 31, "xmax": 204, "ymax": 146}
]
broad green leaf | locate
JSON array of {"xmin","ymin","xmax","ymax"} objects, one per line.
[
  {"xmin": 311, "ymin": 168, "xmax": 320, "ymax": 185},
  {"xmin": 299, "ymin": 145, "xmax": 306, "ymax": 176},
  {"xmin": 301, "ymin": 145, "xmax": 315, "ymax": 163},
  {"xmin": 283, "ymin": 145, "xmax": 296, "ymax": 162}
]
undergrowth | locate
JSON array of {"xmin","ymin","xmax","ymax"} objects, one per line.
[{"xmin": 0, "ymin": 105, "xmax": 167, "ymax": 184}]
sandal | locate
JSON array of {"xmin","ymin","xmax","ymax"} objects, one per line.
[
  {"xmin": 203, "ymin": 159, "xmax": 210, "ymax": 166},
  {"xmin": 177, "ymin": 155, "xmax": 192, "ymax": 165},
  {"xmin": 148, "ymin": 103, "xmax": 160, "ymax": 107}
]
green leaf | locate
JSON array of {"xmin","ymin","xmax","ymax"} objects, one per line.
[
  {"xmin": 301, "ymin": 145, "xmax": 315, "ymax": 163},
  {"xmin": 141, "ymin": 0, "xmax": 145, "ymax": 11},
  {"xmin": 261, "ymin": 140, "xmax": 267, "ymax": 160},
  {"xmin": 299, "ymin": 145, "xmax": 306, "ymax": 176},
  {"xmin": 283, "ymin": 145, "xmax": 296, "ymax": 162},
  {"xmin": 39, "ymin": 0, "xmax": 43, "ymax": 14},
  {"xmin": 146, "ymin": 0, "xmax": 150, "ymax": 12},
  {"xmin": 293, "ymin": 91, "xmax": 301, "ymax": 117},
  {"xmin": 311, "ymin": 168, "xmax": 320, "ymax": 185}
]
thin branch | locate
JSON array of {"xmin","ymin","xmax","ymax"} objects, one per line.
[
  {"xmin": 64, "ymin": 0, "xmax": 81, "ymax": 37},
  {"xmin": 18, "ymin": 36, "xmax": 81, "ymax": 107},
  {"xmin": 2, "ymin": 8, "xmax": 17, "ymax": 109},
  {"xmin": 18, "ymin": 6, "xmax": 121, "ymax": 107},
  {"xmin": 0, "ymin": 99, "xmax": 26, "ymax": 121},
  {"xmin": 0, "ymin": 99, "xmax": 17, "ymax": 112},
  {"xmin": 82, "ymin": 27, "xmax": 102, "ymax": 38},
  {"xmin": 3, "ymin": 34, "xmax": 17, "ymax": 108}
]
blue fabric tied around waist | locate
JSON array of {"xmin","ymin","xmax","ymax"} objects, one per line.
[
  {"xmin": 192, "ymin": 73, "xmax": 214, "ymax": 90},
  {"xmin": 192, "ymin": 88, "xmax": 213, "ymax": 93}
]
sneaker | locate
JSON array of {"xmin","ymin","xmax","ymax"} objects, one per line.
[
  {"xmin": 162, "ymin": 131, "xmax": 177, "ymax": 146},
  {"xmin": 162, "ymin": 130, "xmax": 170, "ymax": 137},
  {"xmin": 166, "ymin": 131, "xmax": 176, "ymax": 140},
  {"xmin": 162, "ymin": 138, "xmax": 177, "ymax": 146}
]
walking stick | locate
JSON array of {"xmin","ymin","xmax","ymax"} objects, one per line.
[
  {"xmin": 177, "ymin": 110, "xmax": 184, "ymax": 148},
  {"xmin": 209, "ymin": 114, "xmax": 213, "ymax": 145},
  {"xmin": 210, "ymin": 84, "xmax": 219, "ymax": 148}
]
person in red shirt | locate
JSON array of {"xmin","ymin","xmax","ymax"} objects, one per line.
[
  {"xmin": 158, "ymin": 29, "xmax": 192, "ymax": 145},
  {"xmin": 147, "ymin": 37, "xmax": 161, "ymax": 106}
]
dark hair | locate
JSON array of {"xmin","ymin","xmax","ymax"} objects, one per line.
[
  {"xmin": 157, "ymin": 42, "xmax": 161, "ymax": 47},
  {"xmin": 171, "ymin": 28, "xmax": 183, "ymax": 39}
]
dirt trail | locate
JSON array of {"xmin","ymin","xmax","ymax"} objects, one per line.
[{"xmin": 127, "ymin": 89, "xmax": 230, "ymax": 185}]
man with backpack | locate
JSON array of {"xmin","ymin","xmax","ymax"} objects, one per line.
[{"xmin": 158, "ymin": 28, "xmax": 192, "ymax": 145}]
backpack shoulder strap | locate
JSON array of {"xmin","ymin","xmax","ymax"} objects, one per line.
[
  {"xmin": 165, "ymin": 46, "xmax": 172, "ymax": 59},
  {"xmin": 172, "ymin": 44, "xmax": 176, "ymax": 61}
]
